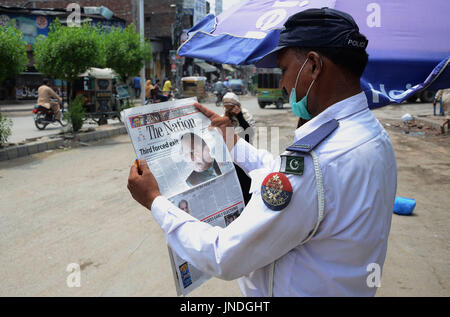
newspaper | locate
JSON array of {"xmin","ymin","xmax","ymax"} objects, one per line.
[{"xmin": 123, "ymin": 97, "xmax": 245, "ymax": 296}]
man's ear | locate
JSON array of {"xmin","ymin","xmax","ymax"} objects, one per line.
[{"xmin": 306, "ymin": 51, "xmax": 323, "ymax": 81}]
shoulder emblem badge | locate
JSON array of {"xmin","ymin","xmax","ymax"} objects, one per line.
[{"xmin": 261, "ymin": 172, "xmax": 293, "ymax": 211}]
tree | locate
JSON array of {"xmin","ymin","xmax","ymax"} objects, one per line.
[
  {"xmin": 0, "ymin": 23, "xmax": 28, "ymax": 84},
  {"xmin": 33, "ymin": 20, "xmax": 103, "ymax": 105},
  {"xmin": 102, "ymin": 24, "xmax": 152, "ymax": 84}
]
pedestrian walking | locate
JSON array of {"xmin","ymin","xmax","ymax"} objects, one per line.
[
  {"xmin": 222, "ymin": 91, "xmax": 256, "ymax": 205},
  {"xmin": 134, "ymin": 75, "xmax": 141, "ymax": 98}
]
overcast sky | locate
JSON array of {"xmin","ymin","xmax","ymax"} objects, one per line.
[
  {"xmin": 211, "ymin": 0, "xmax": 243, "ymax": 13},
  {"xmin": 223, "ymin": 0, "xmax": 242, "ymax": 11}
]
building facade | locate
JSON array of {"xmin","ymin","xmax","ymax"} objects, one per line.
[
  {"xmin": 0, "ymin": 4, "xmax": 125, "ymax": 100},
  {"xmin": 1, "ymin": 0, "xmax": 219, "ymax": 101}
]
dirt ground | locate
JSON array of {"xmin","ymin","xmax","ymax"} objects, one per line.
[
  {"xmin": 0, "ymin": 100, "xmax": 449, "ymax": 297},
  {"xmin": 375, "ymin": 121, "xmax": 450, "ymax": 296},
  {"xmin": 252, "ymin": 108, "xmax": 450, "ymax": 297}
]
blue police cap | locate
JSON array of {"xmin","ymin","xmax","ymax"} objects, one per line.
[{"xmin": 256, "ymin": 7, "xmax": 368, "ymax": 68}]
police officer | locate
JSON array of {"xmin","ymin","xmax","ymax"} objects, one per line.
[{"xmin": 127, "ymin": 8, "xmax": 397, "ymax": 296}]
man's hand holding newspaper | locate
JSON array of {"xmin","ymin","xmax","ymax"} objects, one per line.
[
  {"xmin": 193, "ymin": 103, "xmax": 240, "ymax": 151},
  {"xmin": 128, "ymin": 159, "xmax": 161, "ymax": 209}
]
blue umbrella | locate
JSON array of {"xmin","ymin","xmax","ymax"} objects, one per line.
[{"xmin": 178, "ymin": 0, "xmax": 450, "ymax": 109}]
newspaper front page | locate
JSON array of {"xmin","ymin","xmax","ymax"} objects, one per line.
[{"xmin": 123, "ymin": 98, "xmax": 245, "ymax": 296}]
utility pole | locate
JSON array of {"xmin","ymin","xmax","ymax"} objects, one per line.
[
  {"xmin": 139, "ymin": 0, "xmax": 146, "ymax": 106},
  {"xmin": 174, "ymin": 0, "xmax": 184, "ymax": 98}
]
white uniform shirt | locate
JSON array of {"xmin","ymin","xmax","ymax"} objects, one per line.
[{"xmin": 151, "ymin": 92, "xmax": 397, "ymax": 296}]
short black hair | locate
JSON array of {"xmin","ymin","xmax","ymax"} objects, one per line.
[
  {"xmin": 180, "ymin": 133, "xmax": 207, "ymax": 146},
  {"xmin": 43, "ymin": 78, "xmax": 49, "ymax": 85},
  {"xmin": 296, "ymin": 46, "xmax": 369, "ymax": 78}
]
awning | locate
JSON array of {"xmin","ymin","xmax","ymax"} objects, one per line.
[
  {"xmin": 223, "ymin": 64, "xmax": 236, "ymax": 72},
  {"xmin": 78, "ymin": 68, "xmax": 118, "ymax": 79},
  {"xmin": 194, "ymin": 61, "xmax": 218, "ymax": 73}
]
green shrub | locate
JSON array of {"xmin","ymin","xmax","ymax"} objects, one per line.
[
  {"xmin": 66, "ymin": 95, "xmax": 86, "ymax": 132},
  {"xmin": 0, "ymin": 112, "xmax": 13, "ymax": 145}
]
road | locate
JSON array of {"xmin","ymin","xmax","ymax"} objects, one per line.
[
  {"xmin": 3, "ymin": 112, "xmax": 120, "ymax": 144},
  {"xmin": 0, "ymin": 96, "xmax": 449, "ymax": 296}
]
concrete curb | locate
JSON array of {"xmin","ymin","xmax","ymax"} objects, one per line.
[{"xmin": 0, "ymin": 124, "xmax": 127, "ymax": 162}]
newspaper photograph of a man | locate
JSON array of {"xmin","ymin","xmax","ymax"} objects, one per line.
[
  {"xmin": 178, "ymin": 199, "xmax": 190, "ymax": 214},
  {"xmin": 180, "ymin": 132, "xmax": 222, "ymax": 187}
]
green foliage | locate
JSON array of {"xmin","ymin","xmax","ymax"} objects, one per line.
[
  {"xmin": 34, "ymin": 20, "xmax": 103, "ymax": 91},
  {"xmin": 65, "ymin": 95, "xmax": 86, "ymax": 132},
  {"xmin": 102, "ymin": 24, "xmax": 152, "ymax": 83},
  {"xmin": 0, "ymin": 112, "xmax": 13, "ymax": 145},
  {"xmin": 34, "ymin": 20, "xmax": 151, "ymax": 105},
  {"xmin": 0, "ymin": 23, "xmax": 28, "ymax": 84}
]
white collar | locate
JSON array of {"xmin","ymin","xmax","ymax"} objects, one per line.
[{"xmin": 293, "ymin": 92, "xmax": 369, "ymax": 142}]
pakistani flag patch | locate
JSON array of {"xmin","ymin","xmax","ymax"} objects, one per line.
[{"xmin": 280, "ymin": 155, "xmax": 304, "ymax": 176}]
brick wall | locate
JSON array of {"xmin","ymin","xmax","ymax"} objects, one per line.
[
  {"xmin": 1, "ymin": 0, "xmax": 192, "ymax": 40},
  {"xmin": 144, "ymin": 0, "xmax": 176, "ymax": 40},
  {"xmin": 1, "ymin": 0, "xmax": 137, "ymax": 25}
]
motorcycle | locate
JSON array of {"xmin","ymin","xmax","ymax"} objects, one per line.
[
  {"xmin": 32, "ymin": 102, "xmax": 68, "ymax": 130},
  {"xmin": 214, "ymin": 91, "xmax": 224, "ymax": 107},
  {"xmin": 145, "ymin": 89, "xmax": 176, "ymax": 105}
]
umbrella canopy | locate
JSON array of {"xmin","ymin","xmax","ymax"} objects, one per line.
[{"xmin": 178, "ymin": 0, "xmax": 450, "ymax": 109}]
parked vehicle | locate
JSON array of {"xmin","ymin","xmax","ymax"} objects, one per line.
[
  {"xmin": 115, "ymin": 84, "xmax": 132, "ymax": 111},
  {"xmin": 74, "ymin": 68, "xmax": 123, "ymax": 125},
  {"xmin": 256, "ymin": 69, "xmax": 288, "ymax": 109},
  {"xmin": 32, "ymin": 101, "xmax": 68, "ymax": 130},
  {"xmin": 406, "ymin": 90, "xmax": 436, "ymax": 103},
  {"xmin": 229, "ymin": 79, "xmax": 246, "ymax": 95},
  {"xmin": 181, "ymin": 76, "xmax": 207, "ymax": 102}
]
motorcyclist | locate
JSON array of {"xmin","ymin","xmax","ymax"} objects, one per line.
[
  {"xmin": 145, "ymin": 78, "xmax": 154, "ymax": 101},
  {"xmin": 214, "ymin": 80, "xmax": 226, "ymax": 103},
  {"xmin": 214, "ymin": 80, "xmax": 224, "ymax": 92},
  {"xmin": 37, "ymin": 78, "xmax": 62, "ymax": 120},
  {"xmin": 223, "ymin": 77, "xmax": 231, "ymax": 91},
  {"xmin": 151, "ymin": 79, "xmax": 168, "ymax": 102}
]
